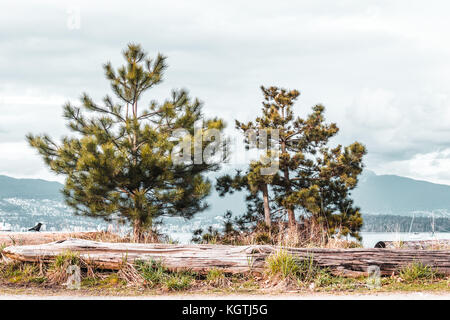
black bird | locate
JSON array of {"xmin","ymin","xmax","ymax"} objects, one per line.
[{"xmin": 28, "ymin": 223, "xmax": 42, "ymax": 232}]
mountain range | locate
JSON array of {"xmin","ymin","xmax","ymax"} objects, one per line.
[
  {"xmin": 1, "ymin": 170, "xmax": 450, "ymax": 216},
  {"xmin": 0, "ymin": 175, "xmax": 62, "ymax": 200},
  {"xmin": 352, "ymin": 170, "xmax": 450, "ymax": 215}
]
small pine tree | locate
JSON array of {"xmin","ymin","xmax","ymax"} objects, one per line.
[{"xmin": 27, "ymin": 44, "xmax": 225, "ymax": 241}]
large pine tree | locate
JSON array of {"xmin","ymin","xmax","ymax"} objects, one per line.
[
  {"xmin": 27, "ymin": 44, "xmax": 225, "ymax": 240},
  {"xmin": 232, "ymin": 86, "xmax": 366, "ymax": 240}
]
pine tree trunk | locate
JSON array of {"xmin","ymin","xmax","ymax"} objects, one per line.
[
  {"xmin": 261, "ymin": 184, "xmax": 271, "ymax": 227},
  {"xmin": 280, "ymin": 137, "xmax": 296, "ymax": 229},
  {"xmin": 287, "ymin": 208, "xmax": 296, "ymax": 229},
  {"xmin": 133, "ymin": 220, "xmax": 143, "ymax": 242}
]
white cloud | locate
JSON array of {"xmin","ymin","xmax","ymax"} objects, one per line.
[
  {"xmin": 340, "ymin": 89, "xmax": 450, "ymax": 160},
  {"xmin": 0, "ymin": 141, "xmax": 63, "ymax": 182},
  {"xmin": 373, "ymin": 148, "xmax": 450, "ymax": 185},
  {"xmin": 1, "ymin": 0, "xmax": 450, "ymax": 184}
]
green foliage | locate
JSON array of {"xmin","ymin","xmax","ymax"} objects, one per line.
[
  {"xmin": 295, "ymin": 256, "xmax": 331, "ymax": 284},
  {"xmin": 191, "ymin": 226, "xmax": 220, "ymax": 244},
  {"xmin": 399, "ymin": 262, "xmax": 437, "ymax": 282},
  {"xmin": 134, "ymin": 259, "xmax": 166, "ymax": 287},
  {"xmin": 53, "ymin": 251, "xmax": 80, "ymax": 268},
  {"xmin": 206, "ymin": 268, "xmax": 223, "ymax": 281},
  {"xmin": 216, "ymin": 171, "xmax": 281, "ymax": 231},
  {"xmin": 219, "ymin": 86, "xmax": 366, "ymax": 240},
  {"xmin": 133, "ymin": 259, "xmax": 194, "ymax": 290},
  {"xmin": 265, "ymin": 250, "xmax": 300, "ymax": 279},
  {"xmin": 206, "ymin": 268, "xmax": 229, "ymax": 287},
  {"xmin": 0, "ymin": 261, "xmax": 44, "ymax": 284},
  {"xmin": 163, "ymin": 273, "xmax": 193, "ymax": 291},
  {"xmin": 191, "ymin": 211, "xmax": 237, "ymax": 244},
  {"xmin": 82, "ymin": 273, "xmax": 125, "ymax": 288},
  {"xmin": 27, "ymin": 43, "xmax": 225, "ymax": 239},
  {"xmin": 265, "ymin": 250, "xmax": 333, "ymax": 286}
]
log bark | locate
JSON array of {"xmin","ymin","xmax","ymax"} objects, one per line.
[
  {"xmin": 375, "ymin": 239, "xmax": 450, "ymax": 250},
  {"xmin": 2, "ymin": 239, "xmax": 449, "ymax": 276},
  {"xmin": 0, "ymin": 231, "xmax": 107, "ymax": 246}
]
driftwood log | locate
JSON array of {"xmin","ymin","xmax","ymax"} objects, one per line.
[
  {"xmin": 0, "ymin": 231, "xmax": 106, "ymax": 246},
  {"xmin": 375, "ymin": 239, "xmax": 450, "ymax": 250},
  {"xmin": 2, "ymin": 238, "xmax": 449, "ymax": 277}
]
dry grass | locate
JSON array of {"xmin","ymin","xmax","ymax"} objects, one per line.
[
  {"xmin": 194, "ymin": 222, "xmax": 361, "ymax": 249},
  {"xmin": 426, "ymin": 241, "xmax": 450, "ymax": 250},
  {"xmin": 385, "ymin": 239, "xmax": 450, "ymax": 250},
  {"xmin": 206, "ymin": 268, "xmax": 231, "ymax": 287},
  {"xmin": 117, "ymin": 262, "xmax": 145, "ymax": 285},
  {"xmin": 317, "ymin": 238, "xmax": 362, "ymax": 249},
  {"xmin": 0, "ymin": 229, "xmax": 177, "ymax": 248},
  {"xmin": 46, "ymin": 250, "xmax": 81, "ymax": 285},
  {"xmin": 80, "ymin": 230, "xmax": 177, "ymax": 244}
]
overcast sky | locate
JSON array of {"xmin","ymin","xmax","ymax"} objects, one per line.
[{"xmin": 1, "ymin": 0, "xmax": 450, "ymax": 184}]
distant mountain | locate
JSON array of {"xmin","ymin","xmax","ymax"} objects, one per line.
[
  {"xmin": 351, "ymin": 171, "xmax": 450, "ymax": 215},
  {"xmin": 2, "ymin": 171, "xmax": 450, "ymax": 215},
  {"xmin": 0, "ymin": 175, "xmax": 63, "ymax": 199}
]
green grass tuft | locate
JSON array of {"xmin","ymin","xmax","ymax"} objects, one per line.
[
  {"xmin": 265, "ymin": 249, "xmax": 336, "ymax": 287},
  {"xmin": 133, "ymin": 259, "xmax": 195, "ymax": 291},
  {"xmin": 265, "ymin": 249, "xmax": 300, "ymax": 279},
  {"xmin": 0, "ymin": 261, "xmax": 44, "ymax": 284},
  {"xmin": 0, "ymin": 243, "xmax": 6, "ymax": 255},
  {"xmin": 134, "ymin": 259, "xmax": 166, "ymax": 287},
  {"xmin": 163, "ymin": 273, "xmax": 193, "ymax": 291},
  {"xmin": 54, "ymin": 250, "xmax": 80, "ymax": 268},
  {"xmin": 206, "ymin": 268, "xmax": 229, "ymax": 287},
  {"xmin": 399, "ymin": 262, "xmax": 437, "ymax": 282}
]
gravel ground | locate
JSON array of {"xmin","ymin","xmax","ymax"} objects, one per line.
[{"xmin": 0, "ymin": 292, "xmax": 449, "ymax": 300}]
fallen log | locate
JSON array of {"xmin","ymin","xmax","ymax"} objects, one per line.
[
  {"xmin": 0, "ymin": 231, "xmax": 108, "ymax": 246},
  {"xmin": 374, "ymin": 239, "xmax": 450, "ymax": 250},
  {"xmin": 2, "ymin": 239, "xmax": 449, "ymax": 277}
]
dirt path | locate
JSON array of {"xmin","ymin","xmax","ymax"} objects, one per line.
[{"xmin": 0, "ymin": 288, "xmax": 448, "ymax": 300}]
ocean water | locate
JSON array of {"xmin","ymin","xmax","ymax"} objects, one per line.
[{"xmin": 166, "ymin": 231, "xmax": 450, "ymax": 247}]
